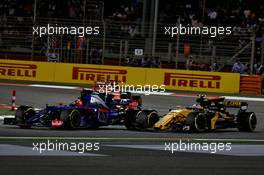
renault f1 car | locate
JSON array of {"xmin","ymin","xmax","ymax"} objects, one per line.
[
  {"xmin": 126, "ymin": 95, "xmax": 257, "ymax": 132},
  {"xmin": 5, "ymin": 89, "xmax": 142, "ymax": 129}
]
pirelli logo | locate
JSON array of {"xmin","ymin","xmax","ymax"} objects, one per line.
[
  {"xmin": 72, "ymin": 67, "xmax": 127, "ymax": 82},
  {"xmin": 0, "ymin": 63, "xmax": 37, "ymax": 78},
  {"xmin": 164, "ymin": 73, "xmax": 221, "ymax": 89}
]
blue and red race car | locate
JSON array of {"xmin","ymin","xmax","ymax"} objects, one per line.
[{"xmin": 7, "ymin": 88, "xmax": 143, "ymax": 129}]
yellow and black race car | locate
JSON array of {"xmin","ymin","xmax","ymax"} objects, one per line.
[{"xmin": 125, "ymin": 95, "xmax": 257, "ymax": 132}]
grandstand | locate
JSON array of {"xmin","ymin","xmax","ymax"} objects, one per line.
[{"xmin": 0, "ymin": 0, "xmax": 263, "ymax": 73}]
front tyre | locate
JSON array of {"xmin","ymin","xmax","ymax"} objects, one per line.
[
  {"xmin": 237, "ymin": 112, "xmax": 257, "ymax": 132},
  {"xmin": 125, "ymin": 109, "xmax": 140, "ymax": 130},
  {"xmin": 60, "ymin": 109, "xmax": 81, "ymax": 129},
  {"xmin": 136, "ymin": 110, "xmax": 159, "ymax": 128},
  {"xmin": 186, "ymin": 112, "xmax": 208, "ymax": 132},
  {"xmin": 15, "ymin": 106, "xmax": 35, "ymax": 128}
]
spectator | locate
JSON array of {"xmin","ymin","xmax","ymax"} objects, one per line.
[
  {"xmin": 210, "ymin": 62, "xmax": 218, "ymax": 72},
  {"xmin": 141, "ymin": 57, "xmax": 148, "ymax": 67},
  {"xmin": 152, "ymin": 57, "xmax": 161, "ymax": 68},
  {"xmin": 257, "ymin": 63, "xmax": 264, "ymax": 76},
  {"xmin": 124, "ymin": 57, "xmax": 130, "ymax": 66},
  {"xmin": 243, "ymin": 63, "xmax": 250, "ymax": 74},
  {"xmin": 91, "ymin": 48, "xmax": 101, "ymax": 64},
  {"xmin": 254, "ymin": 62, "xmax": 261, "ymax": 74},
  {"xmin": 186, "ymin": 56, "xmax": 193, "ymax": 70},
  {"xmin": 128, "ymin": 24, "xmax": 139, "ymax": 37},
  {"xmin": 232, "ymin": 60, "xmax": 245, "ymax": 74}
]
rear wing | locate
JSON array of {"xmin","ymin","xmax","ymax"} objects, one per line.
[{"xmin": 223, "ymin": 101, "xmax": 248, "ymax": 108}]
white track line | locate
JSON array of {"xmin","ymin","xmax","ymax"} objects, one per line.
[
  {"xmin": 0, "ymin": 115, "xmax": 14, "ymax": 120},
  {"xmin": 31, "ymin": 84, "xmax": 80, "ymax": 90},
  {"xmin": 30, "ymin": 84, "xmax": 264, "ymax": 101},
  {"xmin": 0, "ymin": 137, "xmax": 264, "ymax": 142},
  {"xmin": 0, "ymin": 144, "xmax": 107, "ymax": 156},
  {"xmin": 1, "ymin": 82, "xmax": 264, "ymax": 102},
  {"xmin": 105, "ymin": 144, "xmax": 264, "ymax": 156},
  {"xmin": 194, "ymin": 138, "xmax": 264, "ymax": 142},
  {"xmin": 224, "ymin": 96, "xmax": 264, "ymax": 102}
]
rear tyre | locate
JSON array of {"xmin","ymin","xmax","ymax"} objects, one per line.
[
  {"xmin": 186, "ymin": 112, "xmax": 208, "ymax": 132},
  {"xmin": 136, "ymin": 110, "xmax": 159, "ymax": 128},
  {"xmin": 15, "ymin": 106, "xmax": 35, "ymax": 128},
  {"xmin": 125, "ymin": 109, "xmax": 140, "ymax": 130},
  {"xmin": 60, "ymin": 109, "xmax": 81, "ymax": 129},
  {"xmin": 237, "ymin": 112, "xmax": 257, "ymax": 132}
]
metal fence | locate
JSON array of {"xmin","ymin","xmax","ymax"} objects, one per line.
[{"xmin": 0, "ymin": 15, "xmax": 257, "ymax": 70}]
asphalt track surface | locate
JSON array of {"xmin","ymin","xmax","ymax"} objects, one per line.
[
  {"xmin": 1, "ymin": 83, "xmax": 264, "ymax": 139},
  {"xmin": 0, "ymin": 83, "xmax": 264, "ymax": 175}
]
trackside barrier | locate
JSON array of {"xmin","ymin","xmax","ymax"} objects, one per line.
[
  {"xmin": 239, "ymin": 75, "xmax": 263, "ymax": 95},
  {"xmin": 0, "ymin": 59, "xmax": 240, "ymax": 93}
]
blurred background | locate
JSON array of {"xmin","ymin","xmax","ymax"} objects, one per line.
[{"xmin": 0, "ymin": 0, "xmax": 263, "ymax": 74}]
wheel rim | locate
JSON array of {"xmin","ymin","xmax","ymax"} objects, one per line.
[
  {"xmin": 147, "ymin": 112, "xmax": 159, "ymax": 127},
  {"xmin": 195, "ymin": 114, "xmax": 206, "ymax": 132},
  {"xmin": 249, "ymin": 113, "xmax": 257, "ymax": 131},
  {"xmin": 70, "ymin": 111, "xmax": 80, "ymax": 128}
]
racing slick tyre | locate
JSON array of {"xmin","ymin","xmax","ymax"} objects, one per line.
[
  {"xmin": 60, "ymin": 109, "xmax": 81, "ymax": 129},
  {"xmin": 15, "ymin": 105, "xmax": 35, "ymax": 128},
  {"xmin": 186, "ymin": 112, "xmax": 208, "ymax": 132},
  {"xmin": 237, "ymin": 112, "xmax": 257, "ymax": 132},
  {"xmin": 135, "ymin": 110, "xmax": 159, "ymax": 128},
  {"xmin": 125, "ymin": 109, "xmax": 140, "ymax": 130}
]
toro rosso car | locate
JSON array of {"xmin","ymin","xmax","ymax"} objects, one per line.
[
  {"xmin": 126, "ymin": 95, "xmax": 257, "ymax": 132},
  {"xmin": 6, "ymin": 89, "xmax": 142, "ymax": 129}
]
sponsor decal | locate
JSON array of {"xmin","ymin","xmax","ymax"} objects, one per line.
[
  {"xmin": 72, "ymin": 67, "xmax": 127, "ymax": 82},
  {"xmin": 0, "ymin": 63, "xmax": 37, "ymax": 78},
  {"xmin": 164, "ymin": 73, "xmax": 221, "ymax": 89},
  {"xmin": 51, "ymin": 119, "xmax": 63, "ymax": 127}
]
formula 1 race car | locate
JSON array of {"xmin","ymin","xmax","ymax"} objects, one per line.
[
  {"xmin": 126, "ymin": 95, "xmax": 257, "ymax": 132},
  {"xmin": 5, "ymin": 88, "xmax": 142, "ymax": 129}
]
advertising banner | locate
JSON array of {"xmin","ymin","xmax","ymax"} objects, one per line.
[{"xmin": 0, "ymin": 59, "xmax": 240, "ymax": 93}]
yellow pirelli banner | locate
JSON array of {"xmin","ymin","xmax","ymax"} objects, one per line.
[
  {"xmin": 0, "ymin": 59, "xmax": 55, "ymax": 82},
  {"xmin": 54, "ymin": 63, "xmax": 147, "ymax": 85},
  {"xmin": 145, "ymin": 68, "xmax": 240, "ymax": 93},
  {"xmin": 0, "ymin": 59, "xmax": 240, "ymax": 93}
]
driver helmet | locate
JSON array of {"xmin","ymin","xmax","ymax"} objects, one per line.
[{"xmin": 75, "ymin": 99, "xmax": 83, "ymax": 107}]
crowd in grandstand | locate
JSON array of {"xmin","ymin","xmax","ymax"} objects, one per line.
[
  {"xmin": 159, "ymin": 0, "xmax": 264, "ymax": 28},
  {"xmin": 1, "ymin": 0, "xmax": 263, "ymax": 33},
  {"xmin": 231, "ymin": 59, "xmax": 264, "ymax": 75},
  {"xmin": 0, "ymin": 0, "xmax": 263, "ymax": 74},
  {"xmin": 0, "ymin": 0, "xmax": 84, "ymax": 19},
  {"xmin": 112, "ymin": 5, "xmax": 141, "ymax": 37},
  {"xmin": 231, "ymin": 60, "xmax": 249, "ymax": 74},
  {"xmin": 124, "ymin": 56, "xmax": 161, "ymax": 68}
]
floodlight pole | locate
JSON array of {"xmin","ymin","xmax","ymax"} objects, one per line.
[
  {"xmin": 199, "ymin": 0, "xmax": 206, "ymax": 58},
  {"xmin": 83, "ymin": 0, "xmax": 86, "ymax": 24},
  {"xmin": 261, "ymin": 29, "xmax": 264, "ymax": 65},
  {"xmin": 250, "ymin": 33, "xmax": 256, "ymax": 74},
  {"xmin": 175, "ymin": 16, "xmax": 180, "ymax": 69},
  {"xmin": 141, "ymin": 0, "xmax": 147, "ymax": 37},
  {"xmin": 31, "ymin": 0, "xmax": 37, "ymax": 60},
  {"xmin": 151, "ymin": 0, "xmax": 159, "ymax": 58}
]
